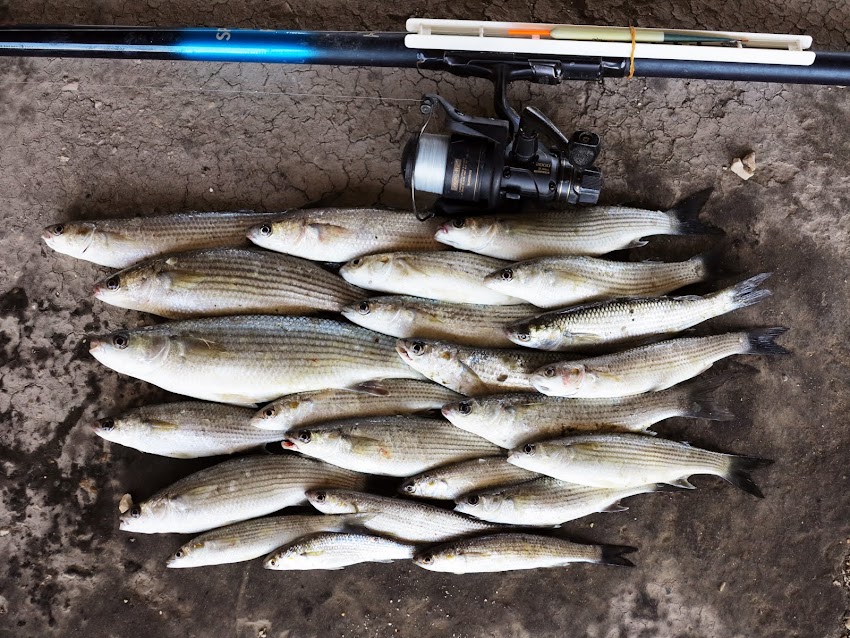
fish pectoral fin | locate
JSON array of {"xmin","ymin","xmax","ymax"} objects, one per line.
[
  {"xmin": 348, "ymin": 435, "xmax": 386, "ymax": 455},
  {"xmin": 667, "ymin": 478, "xmax": 696, "ymax": 489},
  {"xmin": 182, "ymin": 484, "xmax": 224, "ymax": 498},
  {"xmin": 346, "ymin": 380, "xmax": 390, "ymax": 396},
  {"xmin": 602, "ymin": 501, "xmax": 629, "ymax": 513},
  {"xmin": 179, "ymin": 336, "xmax": 228, "ymax": 355},
  {"xmin": 158, "ymin": 269, "xmax": 210, "ymax": 291},
  {"xmin": 455, "ymin": 361, "xmax": 492, "ymax": 395},
  {"xmin": 307, "ymin": 222, "xmax": 350, "ymax": 241},
  {"xmin": 147, "ymin": 419, "xmax": 180, "ymax": 431},
  {"xmin": 627, "ymin": 239, "xmax": 649, "ymax": 248},
  {"xmin": 569, "ymin": 332, "xmax": 606, "ymax": 345}
]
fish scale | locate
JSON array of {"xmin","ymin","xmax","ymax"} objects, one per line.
[
  {"xmin": 441, "ymin": 376, "xmax": 730, "ymax": 448},
  {"xmin": 89, "ymin": 315, "xmax": 424, "ymax": 405},
  {"xmin": 42, "ymin": 211, "xmax": 288, "ymax": 268},
  {"xmin": 531, "ymin": 330, "xmax": 788, "ymax": 398},
  {"xmin": 338, "ymin": 251, "xmax": 525, "ymax": 305},
  {"xmin": 455, "ymin": 477, "xmax": 661, "ymax": 526},
  {"xmin": 93, "ymin": 401, "xmax": 285, "ymax": 458},
  {"xmin": 283, "ymin": 416, "xmax": 500, "ymax": 476},
  {"xmin": 252, "ymin": 379, "xmax": 461, "ymax": 431},
  {"xmin": 247, "ymin": 208, "xmax": 447, "ymax": 262},
  {"xmin": 484, "ymin": 255, "xmax": 709, "ymax": 308},
  {"xmin": 509, "ymin": 274, "xmax": 771, "ymax": 350},
  {"xmin": 167, "ymin": 514, "xmax": 361, "ymax": 568},
  {"xmin": 119, "ymin": 454, "xmax": 367, "ymax": 534},
  {"xmin": 413, "ymin": 533, "xmax": 634, "ymax": 573},
  {"xmin": 94, "ymin": 247, "xmax": 365, "ymax": 318},
  {"xmin": 401, "ymin": 456, "xmax": 540, "ymax": 500},
  {"xmin": 307, "ymin": 489, "xmax": 502, "ymax": 542},
  {"xmin": 341, "ymin": 295, "xmax": 539, "ymax": 347}
]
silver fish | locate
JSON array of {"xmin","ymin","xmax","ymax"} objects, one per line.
[
  {"xmin": 92, "ymin": 248, "xmax": 365, "ymax": 318},
  {"xmin": 433, "ymin": 189, "xmax": 715, "ymax": 259},
  {"xmin": 252, "ymin": 379, "xmax": 461, "ymax": 431},
  {"xmin": 42, "ymin": 211, "xmax": 285, "ymax": 268},
  {"xmin": 413, "ymin": 533, "xmax": 636, "ymax": 573},
  {"xmin": 246, "ymin": 208, "xmax": 446, "ymax": 262},
  {"xmin": 508, "ymin": 433, "xmax": 772, "ymax": 496},
  {"xmin": 342, "ymin": 295, "xmax": 538, "ymax": 347},
  {"xmin": 281, "ymin": 416, "xmax": 499, "ymax": 476},
  {"xmin": 118, "ymin": 455, "xmax": 366, "ymax": 534},
  {"xmin": 531, "ymin": 328, "xmax": 789, "ymax": 398},
  {"xmin": 93, "ymin": 401, "xmax": 284, "ymax": 458},
  {"xmin": 88, "ymin": 315, "xmax": 423, "ymax": 406},
  {"xmin": 263, "ymin": 532, "xmax": 414, "ymax": 570},
  {"xmin": 441, "ymin": 376, "xmax": 732, "ymax": 448},
  {"xmin": 338, "ymin": 251, "xmax": 524, "ymax": 305},
  {"xmin": 455, "ymin": 478, "xmax": 662, "ymax": 526},
  {"xmin": 166, "ymin": 514, "xmax": 363, "ymax": 568},
  {"xmin": 399, "ymin": 457, "xmax": 539, "ymax": 500},
  {"xmin": 484, "ymin": 254, "xmax": 710, "ymax": 308},
  {"xmin": 396, "ymin": 338, "xmax": 568, "ymax": 396},
  {"xmin": 306, "ymin": 489, "xmax": 501, "ymax": 542},
  {"xmin": 507, "ymin": 274, "xmax": 771, "ymax": 350}
]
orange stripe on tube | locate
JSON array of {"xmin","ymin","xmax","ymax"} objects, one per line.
[{"xmin": 507, "ymin": 28, "xmax": 552, "ymax": 37}]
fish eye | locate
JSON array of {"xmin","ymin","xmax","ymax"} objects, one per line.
[
  {"xmin": 130, "ymin": 505, "xmax": 142, "ymax": 518},
  {"xmin": 351, "ymin": 258, "xmax": 362, "ymax": 267},
  {"xmin": 98, "ymin": 418, "xmax": 115, "ymax": 431},
  {"xmin": 515, "ymin": 332, "xmax": 531, "ymax": 342},
  {"xmin": 523, "ymin": 444, "xmax": 536, "ymax": 455},
  {"xmin": 420, "ymin": 554, "xmax": 434, "ymax": 565},
  {"xmin": 267, "ymin": 558, "xmax": 277, "ymax": 567},
  {"xmin": 500, "ymin": 268, "xmax": 513, "ymax": 281},
  {"xmin": 458, "ymin": 401, "xmax": 472, "ymax": 416},
  {"xmin": 105, "ymin": 275, "xmax": 120, "ymax": 290},
  {"xmin": 313, "ymin": 491, "xmax": 326, "ymax": 502},
  {"xmin": 466, "ymin": 495, "xmax": 480, "ymax": 506},
  {"xmin": 112, "ymin": 333, "xmax": 129, "ymax": 349},
  {"xmin": 410, "ymin": 341, "xmax": 425, "ymax": 355},
  {"xmin": 51, "ymin": 224, "xmax": 65, "ymax": 235},
  {"xmin": 357, "ymin": 302, "xmax": 370, "ymax": 315},
  {"xmin": 259, "ymin": 224, "xmax": 272, "ymax": 236},
  {"xmin": 264, "ymin": 407, "xmax": 276, "ymax": 418},
  {"xmin": 174, "ymin": 549, "xmax": 184, "ymax": 559},
  {"xmin": 543, "ymin": 367, "xmax": 556, "ymax": 378},
  {"xmin": 452, "ymin": 218, "xmax": 465, "ymax": 229},
  {"xmin": 402, "ymin": 482, "xmax": 415, "ymax": 493},
  {"xmin": 298, "ymin": 430, "xmax": 311, "ymax": 443}
]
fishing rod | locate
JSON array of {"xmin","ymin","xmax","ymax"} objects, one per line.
[{"xmin": 3, "ymin": 19, "xmax": 849, "ymax": 215}]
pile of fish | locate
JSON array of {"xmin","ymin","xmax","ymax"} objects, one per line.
[{"xmin": 43, "ymin": 188, "xmax": 785, "ymax": 574}]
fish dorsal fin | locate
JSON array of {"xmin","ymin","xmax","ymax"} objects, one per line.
[
  {"xmin": 346, "ymin": 380, "xmax": 389, "ymax": 396},
  {"xmin": 667, "ymin": 478, "xmax": 696, "ymax": 489},
  {"xmin": 602, "ymin": 501, "xmax": 629, "ymax": 513},
  {"xmin": 670, "ymin": 294, "xmax": 703, "ymax": 302}
]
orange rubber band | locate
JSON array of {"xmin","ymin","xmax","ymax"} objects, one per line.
[{"xmin": 628, "ymin": 26, "xmax": 637, "ymax": 79}]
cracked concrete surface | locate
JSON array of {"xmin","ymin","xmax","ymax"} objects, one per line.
[{"xmin": 2, "ymin": 2, "xmax": 850, "ymax": 637}]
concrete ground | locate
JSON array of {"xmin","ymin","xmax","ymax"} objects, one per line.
[{"xmin": 2, "ymin": 2, "xmax": 850, "ymax": 637}]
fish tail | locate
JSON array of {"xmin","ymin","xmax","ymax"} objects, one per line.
[
  {"xmin": 667, "ymin": 188, "xmax": 722, "ymax": 235},
  {"xmin": 597, "ymin": 544, "xmax": 637, "ymax": 567},
  {"xmin": 745, "ymin": 327, "xmax": 790, "ymax": 356},
  {"xmin": 679, "ymin": 374, "xmax": 734, "ymax": 421},
  {"xmin": 723, "ymin": 454, "xmax": 774, "ymax": 498},
  {"xmin": 720, "ymin": 272, "xmax": 773, "ymax": 311}
]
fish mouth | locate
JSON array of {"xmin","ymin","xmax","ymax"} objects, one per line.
[
  {"xmin": 281, "ymin": 439, "xmax": 299, "ymax": 451},
  {"xmin": 87, "ymin": 336, "xmax": 104, "ymax": 352},
  {"xmin": 395, "ymin": 341, "xmax": 413, "ymax": 362}
]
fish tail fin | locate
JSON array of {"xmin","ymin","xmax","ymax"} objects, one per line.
[
  {"xmin": 723, "ymin": 455, "xmax": 774, "ymax": 498},
  {"xmin": 717, "ymin": 272, "xmax": 772, "ymax": 311},
  {"xmin": 668, "ymin": 188, "xmax": 722, "ymax": 235},
  {"xmin": 597, "ymin": 544, "xmax": 637, "ymax": 567},
  {"xmin": 679, "ymin": 374, "xmax": 735, "ymax": 421},
  {"xmin": 746, "ymin": 327, "xmax": 790, "ymax": 356}
]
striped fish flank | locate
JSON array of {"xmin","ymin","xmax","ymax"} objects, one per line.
[
  {"xmin": 93, "ymin": 248, "xmax": 366, "ymax": 318},
  {"xmin": 88, "ymin": 315, "xmax": 425, "ymax": 406},
  {"xmin": 42, "ymin": 211, "xmax": 288, "ymax": 268},
  {"xmin": 167, "ymin": 514, "xmax": 363, "ymax": 568},
  {"xmin": 434, "ymin": 189, "xmax": 715, "ymax": 259},
  {"xmin": 307, "ymin": 489, "xmax": 501, "ymax": 542},
  {"xmin": 484, "ymin": 255, "xmax": 710, "ymax": 308},
  {"xmin": 342, "ymin": 295, "xmax": 539, "ymax": 347},
  {"xmin": 282, "ymin": 416, "xmax": 500, "ymax": 476},
  {"xmin": 119, "ymin": 454, "xmax": 367, "ymax": 534}
]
